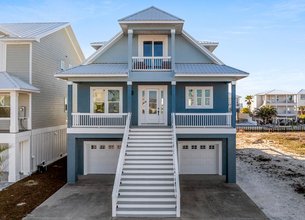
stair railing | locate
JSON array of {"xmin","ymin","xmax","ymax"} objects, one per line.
[
  {"xmin": 112, "ymin": 112, "xmax": 132, "ymax": 217},
  {"xmin": 171, "ymin": 113, "xmax": 181, "ymax": 217}
]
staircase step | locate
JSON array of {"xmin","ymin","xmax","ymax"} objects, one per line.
[
  {"xmin": 116, "ymin": 210, "xmax": 176, "ymax": 217},
  {"xmin": 128, "ymin": 143, "xmax": 172, "ymax": 147},
  {"xmin": 117, "ymin": 197, "xmax": 176, "ymax": 202},
  {"xmin": 119, "ymin": 185, "xmax": 174, "ymax": 190},
  {"xmin": 120, "ymin": 180, "xmax": 174, "ymax": 185},
  {"xmin": 121, "ymin": 175, "xmax": 174, "ymax": 179},
  {"xmin": 123, "ymin": 164, "xmax": 173, "ymax": 169},
  {"xmin": 126, "ymin": 147, "xmax": 172, "ymax": 151},
  {"xmin": 128, "ymin": 136, "xmax": 172, "ymax": 139},
  {"xmin": 124, "ymin": 160, "xmax": 173, "ymax": 164},
  {"xmin": 122, "ymin": 170, "xmax": 173, "ymax": 174},
  {"xmin": 125, "ymin": 152, "xmax": 172, "ymax": 156},
  {"xmin": 129, "ymin": 132, "xmax": 172, "ymax": 136},
  {"xmin": 117, "ymin": 203, "xmax": 176, "ymax": 209},
  {"xmin": 128, "ymin": 139, "xmax": 172, "ymax": 143},
  {"xmin": 130, "ymin": 128, "xmax": 171, "ymax": 132},
  {"xmin": 119, "ymin": 192, "xmax": 175, "ymax": 196}
]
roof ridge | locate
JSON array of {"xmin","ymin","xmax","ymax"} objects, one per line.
[{"xmin": 118, "ymin": 6, "xmax": 183, "ymax": 21}]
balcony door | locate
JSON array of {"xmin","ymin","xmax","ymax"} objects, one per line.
[{"xmin": 138, "ymin": 85, "xmax": 167, "ymax": 126}]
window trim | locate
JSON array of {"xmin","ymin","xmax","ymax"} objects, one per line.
[
  {"xmin": 185, "ymin": 86, "xmax": 213, "ymax": 109},
  {"xmin": 90, "ymin": 87, "xmax": 123, "ymax": 114},
  {"xmin": 0, "ymin": 94, "xmax": 10, "ymax": 118},
  {"xmin": 138, "ymin": 35, "xmax": 168, "ymax": 57}
]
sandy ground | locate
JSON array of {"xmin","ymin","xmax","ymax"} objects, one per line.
[{"xmin": 237, "ymin": 133, "xmax": 305, "ymax": 220}]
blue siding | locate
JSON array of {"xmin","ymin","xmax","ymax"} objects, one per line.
[
  {"xmin": 176, "ymin": 82, "xmax": 229, "ymax": 113},
  {"xmin": 175, "ymin": 35, "xmax": 213, "ymax": 63},
  {"xmin": 77, "ymin": 82, "xmax": 127, "ymax": 113}
]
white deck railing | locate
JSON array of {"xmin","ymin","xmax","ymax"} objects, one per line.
[
  {"xmin": 171, "ymin": 113, "xmax": 181, "ymax": 217},
  {"xmin": 71, "ymin": 113, "xmax": 128, "ymax": 128},
  {"xmin": 112, "ymin": 113, "xmax": 131, "ymax": 217},
  {"xmin": 132, "ymin": 56, "xmax": 171, "ymax": 71},
  {"xmin": 175, "ymin": 113, "xmax": 232, "ymax": 127}
]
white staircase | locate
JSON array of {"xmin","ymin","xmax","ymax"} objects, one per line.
[{"xmin": 112, "ymin": 127, "xmax": 180, "ymax": 217}]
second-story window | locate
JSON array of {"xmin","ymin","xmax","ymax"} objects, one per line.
[
  {"xmin": 185, "ymin": 87, "xmax": 213, "ymax": 109},
  {"xmin": 143, "ymin": 41, "xmax": 163, "ymax": 57},
  {"xmin": 138, "ymin": 35, "xmax": 168, "ymax": 57},
  {"xmin": 91, "ymin": 87, "xmax": 122, "ymax": 114}
]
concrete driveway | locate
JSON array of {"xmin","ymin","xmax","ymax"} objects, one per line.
[{"xmin": 24, "ymin": 175, "xmax": 267, "ymax": 220}]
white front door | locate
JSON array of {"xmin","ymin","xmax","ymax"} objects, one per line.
[{"xmin": 138, "ymin": 85, "xmax": 167, "ymax": 126}]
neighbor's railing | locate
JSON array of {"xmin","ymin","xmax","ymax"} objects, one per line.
[
  {"xmin": 175, "ymin": 113, "xmax": 232, "ymax": 127},
  {"xmin": 132, "ymin": 56, "xmax": 171, "ymax": 71},
  {"xmin": 171, "ymin": 113, "xmax": 181, "ymax": 217},
  {"xmin": 112, "ymin": 113, "xmax": 131, "ymax": 217},
  {"xmin": 71, "ymin": 113, "xmax": 128, "ymax": 127}
]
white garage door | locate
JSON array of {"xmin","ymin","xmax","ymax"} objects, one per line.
[
  {"xmin": 84, "ymin": 141, "xmax": 121, "ymax": 174},
  {"xmin": 179, "ymin": 141, "xmax": 222, "ymax": 175}
]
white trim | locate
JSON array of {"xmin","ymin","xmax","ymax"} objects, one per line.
[
  {"xmin": 176, "ymin": 127, "xmax": 236, "ymax": 134},
  {"xmin": 0, "ymin": 42, "xmax": 6, "ymax": 71},
  {"xmin": 178, "ymin": 141, "xmax": 222, "ymax": 175},
  {"xmin": 29, "ymin": 43, "xmax": 32, "ymax": 84},
  {"xmin": 55, "ymin": 74, "xmax": 128, "ymax": 79},
  {"xmin": 90, "ymin": 87, "xmax": 123, "ymax": 114},
  {"xmin": 138, "ymin": 85, "xmax": 168, "ymax": 126},
  {"xmin": 34, "ymin": 23, "xmax": 70, "ymax": 40},
  {"xmin": 67, "ymin": 127, "xmax": 124, "ymax": 134},
  {"xmin": 127, "ymin": 81, "xmax": 132, "ymax": 85},
  {"xmin": 27, "ymin": 93, "xmax": 32, "ymax": 130},
  {"xmin": 119, "ymin": 20, "xmax": 183, "ymax": 24},
  {"xmin": 181, "ymin": 31, "xmax": 223, "ymax": 65},
  {"xmin": 175, "ymin": 73, "xmax": 248, "ymax": 77},
  {"xmin": 138, "ymin": 35, "xmax": 168, "ymax": 57},
  {"xmin": 231, "ymin": 81, "xmax": 236, "ymax": 85},
  {"xmin": 83, "ymin": 32, "xmax": 124, "ymax": 65},
  {"xmin": 185, "ymin": 86, "xmax": 213, "ymax": 109},
  {"xmin": 64, "ymin": 27, "xmax": 84, "ymax": 63}
]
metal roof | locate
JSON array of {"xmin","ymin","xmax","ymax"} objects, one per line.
[
  {"xmin": 175, "ymin": 64, "xmax": 249, "ymax": 75},
  {"xmin": 0, "ymin": 72, "xmax": 39, "ymax": 92},
  {"xmin": 256, "ymin": 89, "xmax": 295, "ymax": 96},
  {"xmin": 56, "ymin": 64, "xmax": 128, "ymax": 76},
  {"xmin": 298, "ymin": 89, "xmax": 305, "ymax": 94},
  {"xmin": 0, "ymin": 22, "xmax": 69, "ymax": 39},
  {"xmin": 118, "ymin": 6, "xmax": 184, "ymax": 22}
]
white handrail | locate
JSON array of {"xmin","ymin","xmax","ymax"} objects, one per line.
[
  {"xmin": 71, "ymin": 113, "xmax": 128, "ymax": 128},
  {"xmin": 132, "ymin": 56, "xmax": 172, "ymax": 71},
  {"xmin": 171, "ymin": 113, "xmax": 180, "ymax": 217},
  {"xmin": 175, "ymin": 113, "xmax": 232, "ymax": 127},
  {"xmin": 111, "ymin": 112, "xmax": 131, "ymax": 217}
]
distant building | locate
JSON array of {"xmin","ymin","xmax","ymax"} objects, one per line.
[{"xmin": 297, "ymin": 89, "xmax": 305, "ymax": 109}]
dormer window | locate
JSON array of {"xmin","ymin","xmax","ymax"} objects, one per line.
[{"xmin": 138, "ymin": 35, "xmax": 168, "ymax": 57}]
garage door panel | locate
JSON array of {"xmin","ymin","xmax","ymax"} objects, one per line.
[
  {"xmin": 179, "ymin": 141, "xmax": 221, "ymax": 175},
  {"xmin": 84, "ymin": 141, "xmax": 121, "ymax": 174}
]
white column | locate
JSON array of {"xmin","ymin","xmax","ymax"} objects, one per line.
[
  {"xmin": 10, "ymin": 91, "xmax": 19, "ymax": 133},
  {"xmin": 27, "ymin": 93, "xmax": 32, "ymax": 130},
  {"xmin": 8, "ymin": 140, "xmax": 17, "ymax": 182}
]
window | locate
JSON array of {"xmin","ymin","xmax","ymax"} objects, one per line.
[
  {"xmin": 191, "ymin": 145, "xmax": 197, "ymax": 150},
  {"xmin": 185, "ymin": 87, "xmax": 213, "ymax": 108},
  {"xmin": 200, "ymin": 145, "xmax": 206, "ymax": 149},
  {"xmin": 91, "ymin": 145, "xmax": 97, "ymax": 149},
  {"xmin": 301, "ymin": 94, "xmax": 305, "ymax": 100},
  {"xmin": 138, "ymin": 35, "xmax": 168, "ymax": 57},
  {"xmin": 64, "ymin": 97, "xmax": 67, "ymax": 112},
  {"xmin": 0, "ymin": 95, "xmax": 10, "ymax": 118},
  {"xmin": 100, "ymin": 145, "xmax": 105, "ymax": 149},
  {"xmin": 91, "ymin": 87, "xmax": 122, "ymax": 113},
  {"xmin": 182, "ymin": 145, "xmax": 188, "ymax": 149}
]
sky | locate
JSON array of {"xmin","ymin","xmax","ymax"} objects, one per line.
[{"xmin": 0, "ymin": 0, "xmax": 305, "ymax": 99}]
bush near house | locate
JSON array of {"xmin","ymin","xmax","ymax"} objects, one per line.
[{"xmin": 254, "ymin": 105, "xmax": 277, "ymax": 125}]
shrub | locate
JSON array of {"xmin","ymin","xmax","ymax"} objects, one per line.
[{"xmin": 241, "ymin": 107, "xmax": 251, "ymax": 114}]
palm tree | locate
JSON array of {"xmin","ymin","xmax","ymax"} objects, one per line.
[
  {"xmin": 254, "ymin": 105, "xmax": 277, "ymax": 125},
  {"xmin": 299, "ymin": 106, "xmax": 305, "ymax": 115},
  {"xmin": 245, "ymin": 95, "xmax": 253, "ymax": 109}
]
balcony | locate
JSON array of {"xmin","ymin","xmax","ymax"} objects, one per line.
[
  {"xmin": 132, "ymin": 56, "xmax": 171, "ymax": 71},
  {"xmin": 71, "ymin": 113, "xmax": 128, "ymax": 128},
  {"xmin": 175, "ymin": 113, "xmax": 232, "ymax": 128}
]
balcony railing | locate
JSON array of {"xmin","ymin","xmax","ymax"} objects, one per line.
[
  {"xmin": 71, "ymin": 113, "xmax": 128, "ymax": 128},
  {"xmin": 175, "ymin": 113, "xmax": 232, "ymax": 128},
  {"xmin": 132, "ymin": 56, "xmax": 171, "ymax": 71}
]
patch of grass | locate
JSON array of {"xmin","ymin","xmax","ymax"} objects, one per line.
[{"xmin": 238, "ymin": 132, "xmax": 305, "ymax": 156}]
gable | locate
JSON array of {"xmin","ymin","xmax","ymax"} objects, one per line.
[
  {"xmin": 93, "ymin": 35, "xmax": 128, "ymax": 64},
  {"xmin": 175, "ymin": 35, "xmax": 214, "ymax": 63}
]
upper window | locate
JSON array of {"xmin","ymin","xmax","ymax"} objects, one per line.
[
  {"xmin": 185, "ymin": 87, "xmax": 213, "ymax": 109},
  {"xmin": 301, "ymin": 94, "xmax": 305, "ymax": 100},
  {"xmin": 0, "ymin": 95, "xmax": 10, "ymax": 118},
  {"xmin": 138, "ymin": 35, "xmax": 168, "ymax": 57},
  {"xmin": 91, "ymin": 87, "xmax": 122, "ymax": 113}
]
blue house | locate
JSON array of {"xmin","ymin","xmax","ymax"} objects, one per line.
[{"xmin": 56, "ymin": 7, "xmax": 249, "ymax": 218}]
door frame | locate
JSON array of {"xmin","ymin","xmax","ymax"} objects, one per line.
[
  {"xmin": 138, "ymin": 85, "xmax": 168, "ymax": 126},
  {"xmin": 178, "ymin": 141, "xmax": 222, "ymax": 175}
]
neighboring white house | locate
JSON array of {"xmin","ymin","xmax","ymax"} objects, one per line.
[
  {"xmin": 0, "ymin": 23, "xmax": 84, "ymax": 182},
  {"xmin": 253, "ymin": 89, "xmax": 297, "ymax": 123},
  {"xmin": 297, "ymin": 89, "xmax": 305, "ymax": 109}
]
